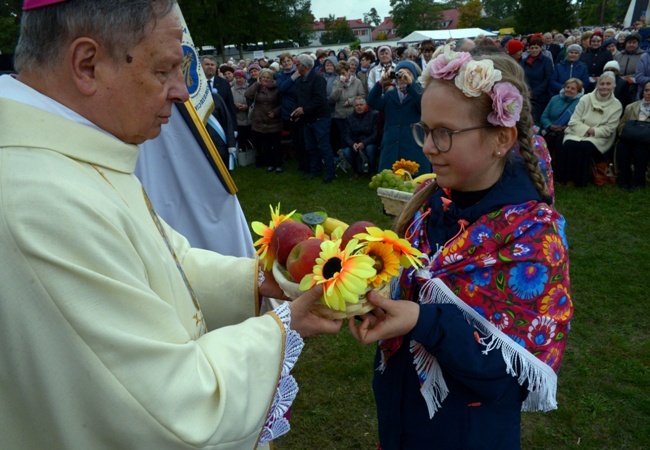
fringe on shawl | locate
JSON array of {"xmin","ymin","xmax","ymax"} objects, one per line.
[{"xmin": 413, "ymin": 278, "xmax": 558, "ymax": 418}]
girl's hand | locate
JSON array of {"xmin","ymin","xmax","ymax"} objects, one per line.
[{"xmin": 347, "ymin": 291, "xmax": 419, "ymax": 344}]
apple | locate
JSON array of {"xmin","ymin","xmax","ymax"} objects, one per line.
[
  {"xmin": 271, "ymin": 220, "xmax": 315, "ymax": 266},
  {"xmin": 341, "ymin": 220, "xmax": 376, "ymax": 248},
  {"xmin": 286, "ymin": 238, "xmax": 324, "ymax": 283}
]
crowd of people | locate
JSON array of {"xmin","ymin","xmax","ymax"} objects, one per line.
[{"xmin": 205, "ymin": 21, "xmax": 650, "ymax": 190}]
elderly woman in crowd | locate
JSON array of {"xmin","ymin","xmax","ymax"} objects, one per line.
[
  {"xmin": 580, "ymin": 32, "xmax": 613, "ymax": 90},
  {"xmin": 550, "ymin": 43, "xmax": 590, "ymax": 95},
  {"xmin": 330, "ymin": 60, "xmax": 365, "ymax": 150},
  {"xmin": 220, "ymin": 64, "xmax": 235, "ymax": 86},
  {"xmin": 276, "ymin": 52, "xmax": 309, "ymax": 173},
  {"xmin": 616, "ymin": 31, "xmax": 629, "ymax": 51},
  {"xmin": 367, "ymin": 45, "xmax": 395, "ymax": 92},
  {"xmin": 615, "ymin": 80, "xmax": 650, "ymax": 191},
  {"xmin": 603, "ymin": 60, "xmax": 634, "ymax": 109},
  {"xmin": 520, "ymin": 36, "xmax": 554, "ymax": 122},
  {"xmin": 231, "ymin": 69, "xmax": 253, "ymax": 155},
  {"xmin": 245, "ymin": 68, "xmax": 283, "ymax": 172},
  {"xmin": 614, "ymin": 34, "xmax": 645, "ymax": 77},
  {"xmin": 247, "ymin": 62, "xmax": 261, "ymax": 86},
  {"xmin": 507, "ymin": 39, "xmax": 525, "ymax": 62},
  {"xmin": 367, "ymin": 60, "xmax": 430, "ymax": 175},
  {"xmin": 556, "ymin": 72, "xmax": 622, "ymax": 186},
  {"xmin": 541, "ymin": 78, "xmax": 584, "ymax": 167},
  {"xmin": 604, "ymin": 37, "xmax": 620, "ymax": 58},
  {"xmin": 357, "ymin": 51, "xmax": 375, "ymax": 96}
]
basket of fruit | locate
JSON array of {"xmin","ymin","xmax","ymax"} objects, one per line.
[
  {"xmin": 252, "ymin": 205, "xmax": 423, "ymax": 320},
  {"xmin": 377, "ymin": 187, "xmax": 414, "ymax": 216},
  {"xmin": 369, "ymin": 160, "xmax": 436, "ymax": 216}
]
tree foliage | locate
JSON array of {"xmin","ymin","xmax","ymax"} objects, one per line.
[
  {"xmin": 514, "ymin": 0, "xmax": 577, "ymax": 35},
  {"xmin": 363, "ymin": 7, "xmax": 382, "ymax": 28},
  {"xmin": 389, "ymin": 0, "xmax": 445, "ymax": 37},
  {"xmin": 0, "ymin": 0, "xmax": 21, "ymax": 55},
  {"xmin": 320, "ymin": 15, "xmax": 355, "ymax": 45},
  {"xmin": 178, "ymin": 0, "xmax": 314, "ymax": 60},
  {"xmin": 457, "ymin": 0, "xmax": 482, "ymax": 28},
  {"xmin": 577, "ymin": 0, "xmax": 628, "ymax": 26},
  {"xmin": 481, "ymin": 0, "xmax": 518, "ymax": 20}
]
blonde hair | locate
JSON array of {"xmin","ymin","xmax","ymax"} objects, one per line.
[{"xmin": 395, "ymin": 53, "xmax": 550, "ymax": 236}]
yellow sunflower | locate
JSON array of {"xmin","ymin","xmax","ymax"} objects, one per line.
[
  {"xmin": 363, "ymin": 242, "xmax": 401, "ymax": 288},
  {"xmin": 313, "ymin": 224, "xmax": 344, "ymax": 241},
  {"xmin": 299, "ymin": 239, "xmax": 377, "ymax": 311},
  {"xmin": 251, "ymin": 203, "xmax": 296, "ymax": 270},
  {"xmin": 392, "ymin": 159, "xmax": 420, "ymax": 175},
  {"xmin": 356, "ymin": 227, "xmax": 423, "ymax": 269}
]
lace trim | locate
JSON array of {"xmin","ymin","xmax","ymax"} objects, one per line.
[
  {"xmin": 412, "ymin": 278, "xmax": 558, "ymax": 418},
  {"xmin": 258, "ymin": 265, "xmax": 265, "ymax": 287},
  {"xmin": 258, "ymin": 303, "xmax": 304, "ymax": 446}
]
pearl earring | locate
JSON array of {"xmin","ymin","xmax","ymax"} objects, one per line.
[{"xmin": 497, "ymin": 151, "xmax": 501, "ymax": 157}]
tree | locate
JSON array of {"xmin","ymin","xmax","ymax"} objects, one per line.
[
  {"xmin": 363, "ymin": 7, "xmax": 382, "ymax": 28},
  {"xmin": 389, "ymin": 0, "xmax": 445, "ymax": 37},
  {"xmin": 0, "ymin": 0, "xmax": 21, "ymax": 55},
  {"xmin": 514, "ymin": 0, "xmax": 577, "ymax": 35},
  {"xmin": 457, "ymin": 0, "xmax": 482, "ymax": 28},
  {"xmin": 178, "ymin": 0, "xmax": 315, "ymax": 61},
  {"xmin": 481, "ymin": 0, "xmax": 518, "ymax": 20},
  {"xmin": 577, "ymin": 0, "xmax": 627, "ymax": 26},
  {"xmin": 320, "ymin": 15, "xmax": 355, "ymax": 45}
]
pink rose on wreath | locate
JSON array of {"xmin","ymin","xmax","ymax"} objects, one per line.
[
  {"xmin": 487, "ymin": 82, "xmax": 523, "ymax": 127},
  {"xmin": 430, "ymin": 51, "xmax": 473, "ymax": 80}
]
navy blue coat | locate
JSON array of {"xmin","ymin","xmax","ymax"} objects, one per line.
[
  {"xmin": 520, "ymin": 55, "xmax": 554, "ymax": 105},
  {"xmin": 366, "ymin": 82, "xmax": 431, "ymax": 176},
  {"xmin": 276, "ymin": 67, "xmax": 298, "ymax": 121},
  {"xmin": 550, "ymin": 59, "xmax": 590, "ymax": 95},
  {"xmin": 375, "ymin": 161, "xmax": 541, "ymax": 449}
]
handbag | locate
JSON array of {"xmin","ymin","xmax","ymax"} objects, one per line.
[
  {"xmin": 247, "ymin": 91, "xmax": 257, "ymax": 121},
  {"xmin": 620, "ymin": 120, "xmax": 650, "ymax": 145}
]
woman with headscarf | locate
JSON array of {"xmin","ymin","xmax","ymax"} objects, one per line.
[
  {"xmin": 556, "ymin": 72, "xmax": 622, "ymax": 186},
  {"xmin": 367, "ymin": 60, "xmax": 431, "ymax": 175}
]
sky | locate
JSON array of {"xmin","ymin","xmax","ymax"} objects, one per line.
[{"xmin": 310, "ymin": 0, "xmax": 392, "ymax": 22}]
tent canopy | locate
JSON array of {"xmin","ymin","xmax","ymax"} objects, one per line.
[{"xmin": 397, "ymin": 28, "xmax": 497, "ymax": 45}]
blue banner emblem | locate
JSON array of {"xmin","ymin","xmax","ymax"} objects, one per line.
[{"xmin": 182, "ymin": 44, "xmax": 200, "ymax": 95}]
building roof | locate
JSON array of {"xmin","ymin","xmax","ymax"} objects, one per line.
[
  {"xmin": 313, "ymin": 17, "xmax": 372, "ymax": 32},
  {"xmin": 371, "ymin": 9, "xmax": 460, "ymax": 40}
]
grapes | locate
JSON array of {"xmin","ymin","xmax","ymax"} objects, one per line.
[{"xmin": 368, "ymin": 170, "xmax": 416, "ymax": 193}]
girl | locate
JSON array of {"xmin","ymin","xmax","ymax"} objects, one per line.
[{"xmin": 350, "ymin": 51, "xmax": 573, "ymax": 449}]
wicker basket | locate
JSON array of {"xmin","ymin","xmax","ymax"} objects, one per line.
[
  {"xmin": 272, "ymin": 260, "xmax": 377, "ymax": 319},
  {"xmin": 377, "ymin": 187, "xmax": 413, "ymax": 216}
]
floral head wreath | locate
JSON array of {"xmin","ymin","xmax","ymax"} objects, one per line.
[{"xmin": 418, "ymin": 49, "xmax": 523, "ymax": 128}]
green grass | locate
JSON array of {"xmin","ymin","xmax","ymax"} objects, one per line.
[{"xmin": 232, "ymin": 160, "xmax": 650, "ymax": 450}]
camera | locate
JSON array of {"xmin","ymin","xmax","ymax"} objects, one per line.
[{"xmin": 389, "ymin": 71, "xmax": 401, "ymax": 80}]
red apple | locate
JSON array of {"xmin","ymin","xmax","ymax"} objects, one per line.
[
  {"xmin": 271, "ymin": 220, "xmax": 315, "ymax": 266},
  {"xmin": 341, "ymin": 220, "xmax": 376, "ymax": 248},
  {"xmin": 286, "ymin": 238, "xmax": 324, "ymax": 283}
]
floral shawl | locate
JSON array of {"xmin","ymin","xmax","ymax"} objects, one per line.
[{"xmin": 380, "ymin": 187, "xmax": 573, "ymax": 417}]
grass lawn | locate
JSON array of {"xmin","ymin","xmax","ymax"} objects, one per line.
[{"xmin": 231, "ymin": 159, "xmax": 650, "ymax": 450}]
